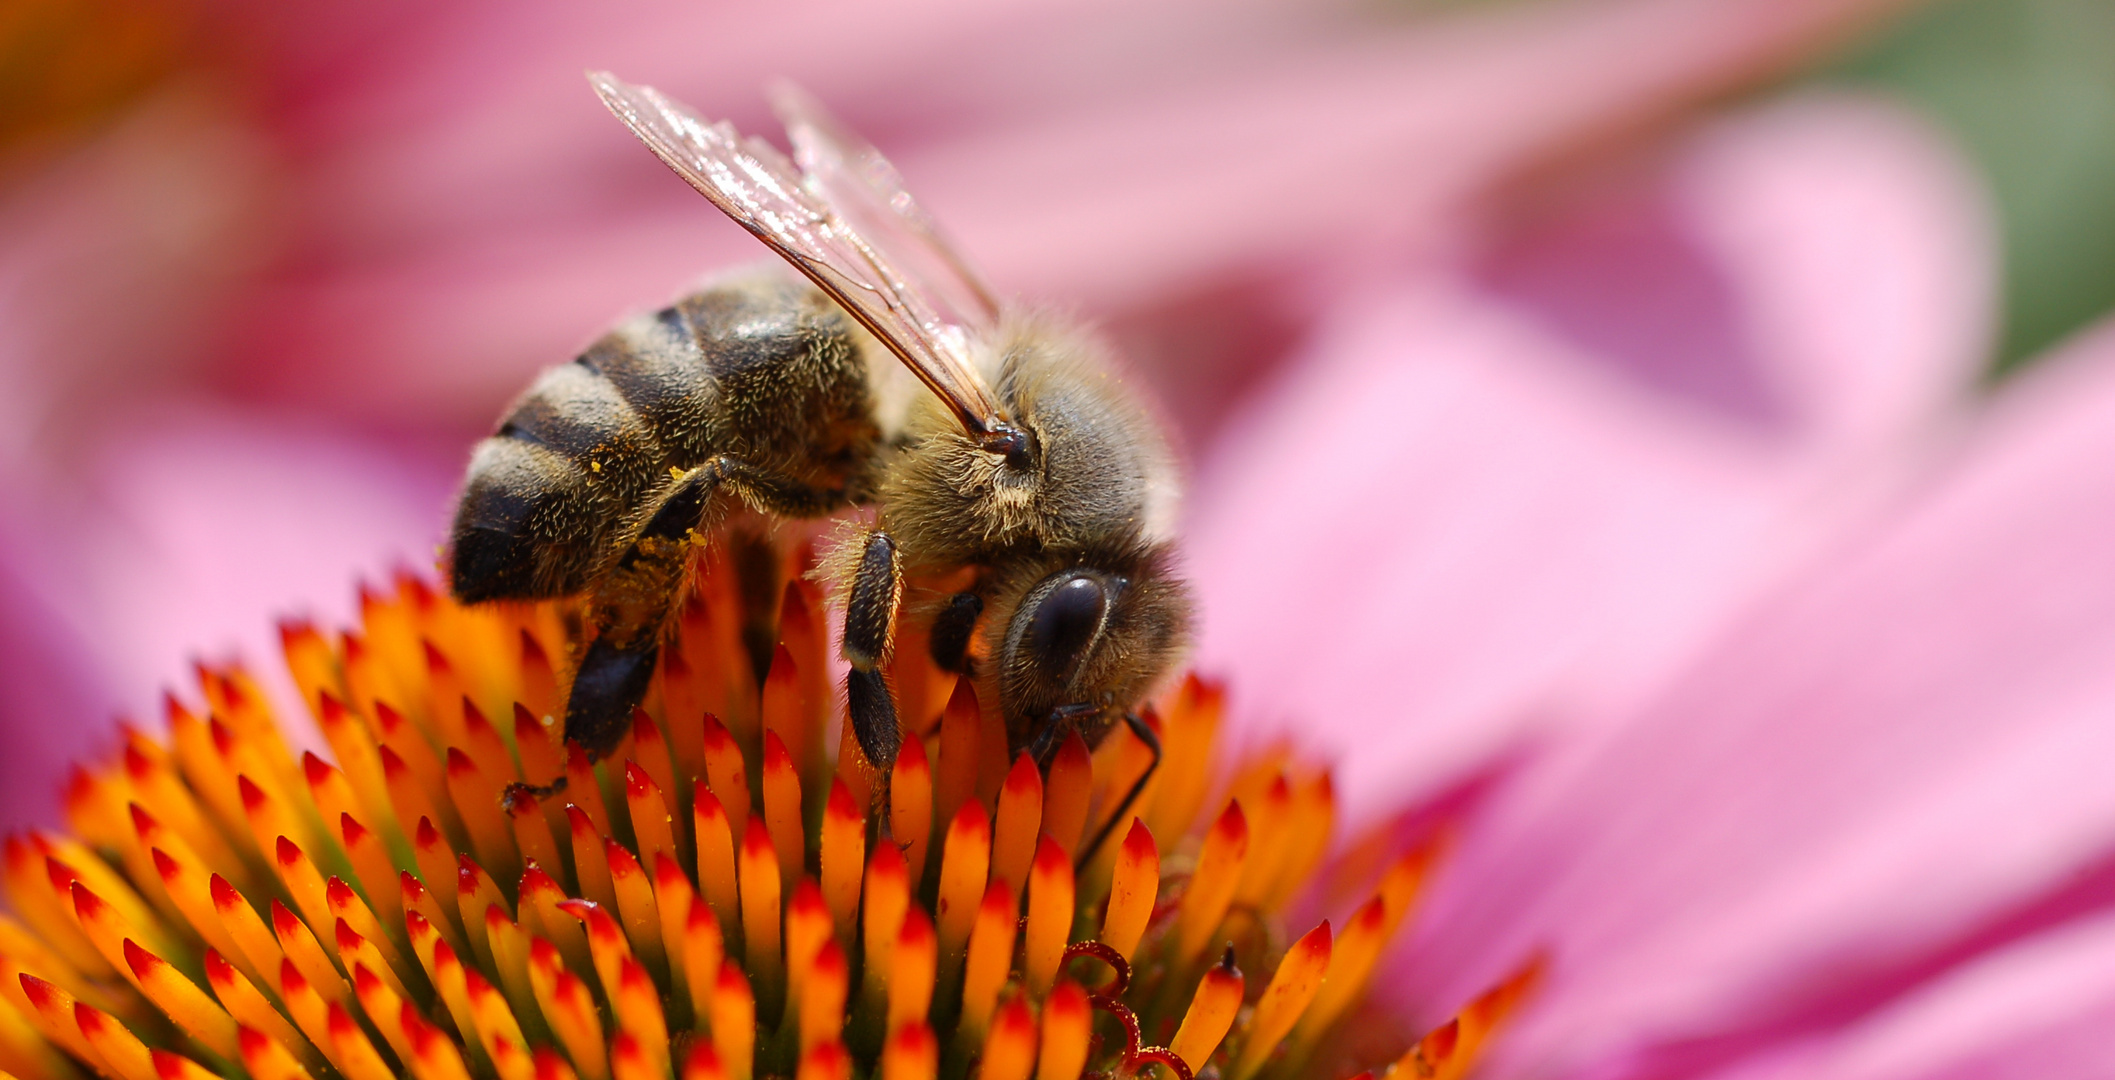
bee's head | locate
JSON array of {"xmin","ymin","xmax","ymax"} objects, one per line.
[{"xmin": 994, "ymin": 544, "xmax": 1190, "ymax": 747}]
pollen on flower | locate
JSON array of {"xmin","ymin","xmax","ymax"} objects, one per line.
[{"xmin": 0, "ymin": 544, "xmax": 1532, "ymax": 1080}]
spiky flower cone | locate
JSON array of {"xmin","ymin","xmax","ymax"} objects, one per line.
[{"xmin": 1, "ymin": 544, "xmax": 1529, "ymax": 1080}]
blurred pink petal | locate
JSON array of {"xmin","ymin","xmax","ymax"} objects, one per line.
[
  {"xmin": 0, "ymin": 85, "xmax": 273, "ymax": 469},
  {"xmin": 0, "ymin": 526, "xmax": 113, "ymax": 829},
  {"xmin": 1392, "ymin": 315, "xmax": 2115, "ymax": 1077},
  {"xmin": 0, "ymin": 401, "xmax": 454, "ymax": 824},
  {"xmin": 0, "ymin": 399, "xmax": 452, "ymax": 827},
  {"xmin": 914, "ymin": 0, "xmax": 1918, "ymax": 309},
  {"xmin": 1187, "ymin": 91, "xmax": 1991, "ymax": 817},
  {"xmin": 1493, "ymin": 93, "xmax": 1993, "ymax": 460},
  {"xmin": 81, "ymin": 404, "xmax": 454, "ymax": 733},
  {"xmin": 203, "ymin": 0, "xmax": 1912, "ymax": 432},
  {"xmin": 1713, "ymin": 910, "xmax": 2115, "ymax": 1080}
]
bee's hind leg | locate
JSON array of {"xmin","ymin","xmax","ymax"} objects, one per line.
[
  {"xmin": 563, "ymin": 636, "xmax": 663, "ymax": 759},
  {"xmin": 564, "ymin": 457, "xmax": 838, "ymax": 792},
  {"xmin": 564, "ymin": 469, "xmax": 721, "ymax": 773}
]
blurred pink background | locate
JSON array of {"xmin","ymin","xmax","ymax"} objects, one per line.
[
  {"xmin": 0, "ymin": 0, "xmax": 1913, "ymax": 818},
  {"xmin": 11, "ymin": 0, "xmax": 2115, "ymax": 1076}
]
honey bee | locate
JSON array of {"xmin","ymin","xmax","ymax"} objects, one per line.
[{"xmin": 448, "ymin": 74, "xmax": 1189, "ymax": 851}]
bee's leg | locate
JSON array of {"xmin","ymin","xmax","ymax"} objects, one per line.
[
  {"xmin": 1028, "ymin": 701, "xmax": 1100, "ymax": 766},
  {"xmin": 725, "ymin": 526, "xmax": 785, "ymax": 691},
  {"xmin": 563, "ymin": 465, "xmax": 727, "ymax": 765},
  {"xmin": 1078, "ymin": 711, "xmax": 1161, "ymax": 864},
  {"xmin": 504, "ymin": 457, "xmax": 835, "ymax": 808},
  {"xmin": 928, "ymin": 592, "xmax": 982, "ymax": 675},
  {"xmin": 499, "ymin": 776, "xmax": 567, "ymax": 814},
  {"xmin": 841, "ymin": 529, "xmax": 904, "ymax": 783},
  {"xmin": 1027, "ymin": 723, "xmax": 1064, "ymax": 765},
  {"xmin": 501, "ymin": 640, "xmax": 665, "ymax": 807}
]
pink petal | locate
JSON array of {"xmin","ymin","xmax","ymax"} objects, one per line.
[
  {"xmin": 79, "ymin": 405, "xmax": 456, "ymax": 729},
  {"xmin": 204, "ymin": 0, "xmax": 1909, "ymax": 429},
  {"xmin": 0, "ymin": 400, "xmax": 452, "ymax": 827},
  {"xmin": 913, "ymin": 0, "xmax": 1916, "ymax": 310},
  {"xmin": 1712, "ymin": 910, "xmax": 2115, "ymax": 1080},
  {"xmin": 1186, "ymin": 92, "xmax": 1990, "ymax": 820},
  {"xmin": 0, "ymin": 526, "xmax": 116, "ymax": 829},
  {"xmin": 0, "ymin": 88, "xmax": 272, "ymax": 469},
  {"xmin": 1391, "ymin": 317, "xmax": 2115, "ymax": 1078},
  {"xmin": 1483, "ymin": 93, "xmax": 1993, "ymax": 460}
]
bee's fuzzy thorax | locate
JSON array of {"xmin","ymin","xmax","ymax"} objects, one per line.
[{"xmin": 877, "ymin": 312, "xmax": 1178, "ymax": 570}]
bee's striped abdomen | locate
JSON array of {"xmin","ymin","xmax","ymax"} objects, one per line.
[
  {"xmin": 451, "ymin": 354, "xmax": 666, "ymax": 601},
  {"xmin": 447, "ymin": 269, "xmax": 879, "ymax": 605}
]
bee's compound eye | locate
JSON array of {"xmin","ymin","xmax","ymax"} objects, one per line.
[{"xmin": 1026, "ymin": 574, "xmax": 1108, "ymax": 681}]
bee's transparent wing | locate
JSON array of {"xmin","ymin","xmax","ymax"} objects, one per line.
[
  {"xmin": 588, "ymin": 71, "xmax": 1008, "ymax": 438},
  {"xmin": 769, "ymin": 81, "xmax": 1001, "ymax": 334}
]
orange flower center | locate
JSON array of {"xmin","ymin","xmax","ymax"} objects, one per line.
[{"xmin": 10, "ymin": 545, "xmax": 1528, "ymax": 1080}]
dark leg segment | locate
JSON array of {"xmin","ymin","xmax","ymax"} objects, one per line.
[
  {"xmin": 571, "ymin": 457, "xmax": 834, "ymax": 761},
  {"xmin": 559, "ymin": 463, "xmax": 724, "ymax": 764},
  {"xmin": 562, "ymin": 638, "xmax": 660, "ymax": 761},
  {"xmin": 847, "ymin": 668, "xmax": 896, "ymax": 766},
  {"xmin": 928, "ymin": 591, "xmax": 982, "ymax": 675},
  {"xmin": 1079, "ymin": 712, "xmax": 1162, "ymax": 864},
  {"xmin": 1027, "ymin": 701, "xmax": 1100, "ymax": 766},
  {"xmin": 502, "ymin": 456, "xmax": 837, "ymax": 808},
  {"xmin": 841, "ymin": 529, "xmax": 903, "ymax": 772}
]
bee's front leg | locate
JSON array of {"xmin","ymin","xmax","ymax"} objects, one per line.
[
  {"xmin": 1026, "ymin": 701, "xmax": 1101, "ymax": 765},
  {"xmin": 1078, "ymin": 711, "xmax": 1161, "ymax": 864},
  {"xmin": 840, "ymin": 529, "xmax": 904, "ymax": 780}
]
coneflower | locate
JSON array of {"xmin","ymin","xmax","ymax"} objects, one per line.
[{"xmin": 2, "ymin": 543, "xmax": 1528, "ymax": 1080}]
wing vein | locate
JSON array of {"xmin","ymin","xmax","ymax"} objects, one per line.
[{"xmin": 588, "ymin": 71, "xmax": 1010, "ymax": 440}]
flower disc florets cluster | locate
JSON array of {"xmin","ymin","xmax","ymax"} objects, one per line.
[{"xmin": 0, "ymin": 543, "xmax": 1522, "ymax": 1080}]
